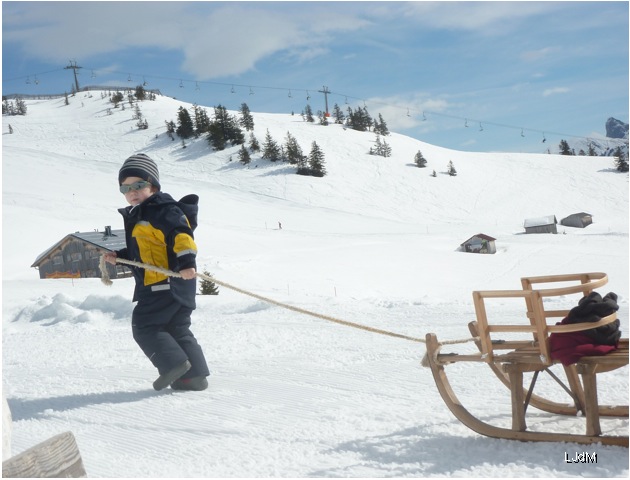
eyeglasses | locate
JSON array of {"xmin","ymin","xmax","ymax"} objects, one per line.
[{"xmin": 120, "ymin": 181, "xmax": 151, "ymax": 194}]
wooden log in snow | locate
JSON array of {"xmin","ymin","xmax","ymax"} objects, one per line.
[{"xmin": 2, "ymin": 431, "xmax": 86, "ymax": 478}]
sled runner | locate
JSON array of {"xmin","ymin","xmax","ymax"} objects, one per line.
[{"xmin": 425, "ymin": 272, "xmax": 628, "ymax": 446}]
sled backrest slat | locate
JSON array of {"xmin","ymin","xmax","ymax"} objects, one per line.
[{"xmin": 472, "ymin": 272, "xmax": 615, "ymax": 366}]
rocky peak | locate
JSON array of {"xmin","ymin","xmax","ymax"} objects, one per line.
[{"xmin": 606, "ymin": 117, "xmax": 629, "ymax": 139}]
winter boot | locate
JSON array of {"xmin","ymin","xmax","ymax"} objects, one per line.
[
  {"xmin": 171, "ymin": 376, "xmax": 209, "ymax": 391},
  {"xmin": 153, "ymin": 360, "xmax": 191, "ymax": 391}
]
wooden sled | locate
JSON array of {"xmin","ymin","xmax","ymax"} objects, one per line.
[{"xmin": 425, "ymin": 272, "xmax": 629, "ymax": 446}]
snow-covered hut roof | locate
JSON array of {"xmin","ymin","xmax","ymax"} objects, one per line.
[
  {"xmin": 460, "ymin": 233, "xmax": 496, "ymax": 246},
  {"xmin": 523, "ymin": 215, "xmax": 557, "ymax": 228}
]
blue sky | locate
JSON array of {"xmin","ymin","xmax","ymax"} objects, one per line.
[{"xmin": 3, "ymin": 1, "xmax": 628, "ymax": 153}]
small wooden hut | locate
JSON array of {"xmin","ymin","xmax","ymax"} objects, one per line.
[
  {"xmin": 460, "ymin": 234, "xmax": 497, "ymax": 254},
  {"xmin": 31, "ymin": 226, "xmax": 130, "ymax": 279},
  {"xmin": 523, "ymin": 215, "xmax": 557, "ymax": 234},
  {"xmin": 560, "ymin": 212, "xmax": 593, "ymax": 228}
]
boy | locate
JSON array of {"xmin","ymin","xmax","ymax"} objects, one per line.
[{"xmin": 104, "ymin": 153, "xmax": 210, "ymax": 391}]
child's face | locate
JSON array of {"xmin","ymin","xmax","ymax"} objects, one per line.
[{"xmin": 120, "ymin": 176, "xmax": 154, "ymax": 206}]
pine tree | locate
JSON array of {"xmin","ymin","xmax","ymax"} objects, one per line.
[
  {"xmin": 207, "ymin": 105, "xmax": 244, "ymax": 150},
  {"xmin": 414, "ymin": 150, "xmax": 427, "ymax": 167},
  {"xmin": 371, "ymin": 136, "xmax": 380, "ymax": 155},
  {"xmin": 199, "ymin": 271, "xmax": 220, "ymax": 295},
  {"xmin": 447, "ymin": 160, "xmax": 457, "ymax": 176},
  {"xmin": 308, "ymin": 141, "xmax": 327, "ymax": 177},
  {"xmin": 361, "ymin": 107, "xmax": 373, "ymax": 132},
  {"xmin": 132, "ymin": 104, "xmax": 143, "ymax": 121},
  {"xmin": 193, "ymin": 105, "xmax": 211, "ymax": 135},
  {"xmin": 135, "ymin": 105, "xmax": 147, "ymax": 129},
  {"xmin": 284, "ymin": 132, "xmax": 304, "ymax": 165},
  {"xmin": 135, "ymin": 85, "xmax": 146, "ymax": 100},
  {"xmin": 375, "ymin": 135, "xmax": 383, "ymax": 156},
  {"xmin": 296, "ymin": 152, "xmax": 309, "ymax": 175},
  {"xmin": 249, "ymin": 132, "xmax": 260, "ymax": 152},
  {"xmin": 2, "ymin": 100, "xmax": 11, "ymax": 115},
  {"xmin": 382, "ymin": 139, "xmax": 392, "ymax": 157},
  {"xmin": 238, "ymin": 144, "xmax": 251, "ymax": 165},
  {"xmin": 347, "ymin": 107, "xmax": 357, "ymax": 130},
  {"xmin": 239, "ymin": 103, "xmax": 255, "ymax": 131},
  {"xmin": 374, "ymin": 113, "xmax": 389, "ymax": 136},
  {"xmin": 15, "ymin": 98, "xmax": 27, "ymax": 115},
  {"xmin": 207, "ymin": 123, "xmax": 226, "ymax": 150},
  {"xmin": 372, "ymin": 135, "xmax": 391, "ymax": 157},
  {"xmin": 111, "ymin": 91, "xmax": 124, "ymax": 107},
  {"xmin": 262, "ymin": 129, "xmax": 282, "ymax": 161},
  {"xmin": 559, "ymin": 139, "xmax": 572, "ymax": 155},
  {"xmin": 176, "ymin": 106, "xmax": 195, "ymax": 139},
  {"xmin": 332, "ymin": 103, "xmax": 345, "ymax": 124},
  {"xmin": 346, "ymin": 105, "xmax": 373, "ymax": 132},
  {"xmin": 345, "ymin": 106, "xmax": 354, "ymax": 128},
  {"xmin": 614, "ymin": 147, "xmax": 629, "ymax": 172},
  {"xmin": 225, "ymin": 111, "xmax": 245, "ymax": 145},
  {"xmin": 165, "ymin": 120, "xmax": 176, "ymax": 140},
  {"xmin": 304, "ymin": 104, "xmax": 315, "ymax": 123},
  {"xmin": 587, "ymin": 142, "xmax": 597, "ymax": 156}
]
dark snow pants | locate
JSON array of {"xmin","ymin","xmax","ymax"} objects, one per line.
[{"xmin": 131, "ymin": 293, "xmax": 210, "ymax": 379}]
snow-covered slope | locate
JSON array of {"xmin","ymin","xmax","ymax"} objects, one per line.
[{"xmin": 2, "ymin": 92, "xmax": 628, "ymax": 477}]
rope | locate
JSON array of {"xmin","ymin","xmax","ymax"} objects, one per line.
[{"xmin": 99, "ymin": 256, "xmax": 478, "ymax": 358}]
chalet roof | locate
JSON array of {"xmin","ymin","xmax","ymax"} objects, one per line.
[
  {"xmin": 32, "ymin": 228, "xmax": 126, "ymax": 267},
  {"xmin": 524, "ymin": 215, "xmax": 557, "ymax": 228},
  {"xmin": 73, "ymin": 229, "xmax": 127, "ymax": 251},
  {"xmin": 461, "ymin": 233, "xmax": 496, "ymax": 246},
  {"xmin": 564, "ymin": 212, "xmax": 592, "ymax": 218}
]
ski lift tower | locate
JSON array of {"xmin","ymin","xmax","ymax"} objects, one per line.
[
  {"xmin": 318, "ymin": 85, "xmax": 331, "ymax": 117},
  {"xmin": 65, "ymin": 61, "xmax": 82, "ymax": 93}
]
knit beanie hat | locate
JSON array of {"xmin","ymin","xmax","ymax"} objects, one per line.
[{"xmin": 118, "ymin": 153, "xmax": 161, "ymax": 190}]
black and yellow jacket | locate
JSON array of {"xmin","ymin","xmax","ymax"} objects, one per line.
[{"xmin": 116, "ymin": 192, "xmax": 199, "ymax": 309}]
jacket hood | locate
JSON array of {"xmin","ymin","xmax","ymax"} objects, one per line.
[{"xmin": 177, "ymin": 194, "xmax": 199, "ymax": 231}]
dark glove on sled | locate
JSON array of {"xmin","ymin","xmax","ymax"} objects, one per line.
[{"xmin": 566, "ymin": 292, "xmax": 621, "ymax": 346}]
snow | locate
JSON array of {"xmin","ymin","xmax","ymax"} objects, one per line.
[{"xmin": 2, "ymin": 92, "xmax": 629, "ymax": 477}]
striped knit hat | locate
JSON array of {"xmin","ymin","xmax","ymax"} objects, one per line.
[{"xmin": 118, "ymin": 153, "xmax": 161, "ymax": 190}]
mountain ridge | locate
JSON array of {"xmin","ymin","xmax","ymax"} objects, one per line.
[{"xmin": 4, "ymin": 90, "xmax": 625, "ymax": 235}]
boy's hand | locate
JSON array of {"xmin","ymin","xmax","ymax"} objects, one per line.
[
  {"xmin": 103, "ymin": 252, "xmax": 117, "ymax": 265},
  {"xmin": 180, "ymin": 267, "xmax": 197, "ymax": 280}
]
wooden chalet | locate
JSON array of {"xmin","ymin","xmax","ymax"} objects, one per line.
[
  {"xmin": 31, "ymin": 226, "xmax": 131, "ymax": 280},
  {"xmin": 524, "ymin": 215, "xmax": 558, "ymax": 234},
  {"xmin": 460, "ymin": 234, "xmax": 497, "ymax": 254},
  {"xmin": 560, "ymin": 212, "xmax": 593, "ymax": 228}
]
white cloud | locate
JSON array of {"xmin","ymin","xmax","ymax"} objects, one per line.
[
  {"xmin": 400, "ymin": 1, "xmax": 557, "ymax": 34},
  {"xmin": 2, "ymin": 2, "xmax": 371, "ymax": 80},
  {"xmin": 3, "ymin": 3, "xmax": 188, "ymax": 59},
  {"xmin": 364, "ymin": 93, "xmax": 452, "ymax": 132},
  {"xmin": 542, "ymin": 87, "xmax": 570, "ymax": 97}
]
